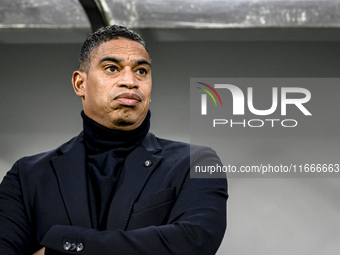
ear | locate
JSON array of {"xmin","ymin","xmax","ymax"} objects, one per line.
[{"xmin": 72, "ymin": 70, "xmax": 86, "ymax": 98}]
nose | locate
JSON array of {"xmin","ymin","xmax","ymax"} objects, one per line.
[{"xmin": 116, "ymin": 68, "xmax": 139, "ymax": 89}]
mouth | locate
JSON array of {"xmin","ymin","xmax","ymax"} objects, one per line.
[{"xmin": 114, "ymin": 92, "xmax": 142, "ymax": 106}]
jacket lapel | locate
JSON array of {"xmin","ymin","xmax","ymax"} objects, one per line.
[
  {"xmin": 106, "ymin": 133, "xmax": 162, "ymax": 230},
  {"xmin": 51, "ymin": 133, "xmax": 92, "ymax": 228}
]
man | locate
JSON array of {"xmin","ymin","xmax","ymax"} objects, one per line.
[{"xmin": 0, "ymin": 25, "xmax": 228, "ymax": 254}]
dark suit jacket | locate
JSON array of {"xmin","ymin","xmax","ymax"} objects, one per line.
[{"xmin": 0, "ymin": 132, "xmax": 228, "ymax": 255}]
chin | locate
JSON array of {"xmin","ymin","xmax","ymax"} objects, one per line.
[
  {"xmin": 110, "ymin": 117, "xmax": 139, "ymax": 130},
  {"xmin": 115, "ymin": 120, "xmax": 135, "ymax": 127},
  {"xmin": 109, "ymin": 110, "xmax": 147, "ymax": 130}
]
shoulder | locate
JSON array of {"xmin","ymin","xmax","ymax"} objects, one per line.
[
  {"xmin": 145, "ymin": 132, "xmax": 209, "ymax": 151},
  {"xmin": 146, "ymin": 133, "xmax": 220, "ymax": 164},
  {"xmin": 12, "ymin": 132, "xmax": 83, "ymax": 172}
]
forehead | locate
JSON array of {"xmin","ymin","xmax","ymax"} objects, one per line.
[{"xmin": 91, "ymin": 38, "xmax": 150, "ymax": 63}]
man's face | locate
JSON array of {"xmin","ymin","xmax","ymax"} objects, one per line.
[{"xmin": 73, "ymin": 38, "xmax": 152, "ymax": 131}]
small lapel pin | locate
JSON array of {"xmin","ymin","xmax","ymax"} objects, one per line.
[{"xmin": 144, "ymin": 160, "xmax": 152, "ymax": 167}]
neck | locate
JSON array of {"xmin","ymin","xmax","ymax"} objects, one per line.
[{"xmin": 81, "ymin": 110, "xmax": 150, "ymax": 156}]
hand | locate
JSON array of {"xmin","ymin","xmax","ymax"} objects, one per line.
[{"xmin": 33, "ymin": 247, "xmax": 45, "ymax": 255}]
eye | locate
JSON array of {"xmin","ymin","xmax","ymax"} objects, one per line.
[
  {"xmin": 136, "ymin": 68, "xmax": 148, "ymax": 75},
  {"xmin": 106, "ymin": 65, "xmax": 118, "ymax": 72}
]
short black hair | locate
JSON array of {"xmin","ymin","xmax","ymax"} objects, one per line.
[{"xmin": 78, "ymin": 25, "xmax": 149, "ymax": 72}]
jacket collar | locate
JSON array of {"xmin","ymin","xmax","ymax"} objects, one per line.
[
  {"xmin": 51, "ymin": 132, "xmax": 162, "ymax": 230},
  {"xmin": 51, "ymin": 132, "xmax": 91, "ymax": 228},
  {"xmin": 106, "ymin": 133, "xmax": 163, "ymax": 230}
]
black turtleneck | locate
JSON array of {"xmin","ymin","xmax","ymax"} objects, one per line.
[{"xmin": 81, "ymin": 110, "xmax": 150, "ymax": 230}]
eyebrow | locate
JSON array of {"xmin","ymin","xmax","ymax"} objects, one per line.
[
  {"xmin": 99, "ymin": 57, "xmax": 151, "ymax": 67},
  {"xmin": 136, "ymin": 59, "xmax": 151, "ymax": 67},
  {"xmin": 99, "ymin": 57, "xmax": 122, "ymax": 64}
]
